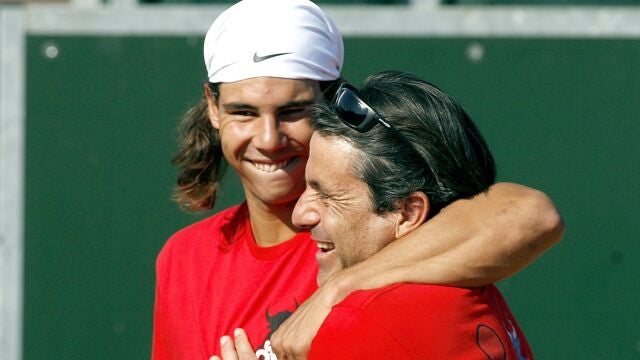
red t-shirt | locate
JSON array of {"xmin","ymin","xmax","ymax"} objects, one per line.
[
  {"xmin": 309, "ymin": 283, "xmax": 533, "ymax": 359},
  {"xmin": 152, "ymin": 203, "xmax": 318, "ymax": 359}
]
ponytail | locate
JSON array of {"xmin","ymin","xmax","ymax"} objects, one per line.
[{"xmin": 171, "ymin": 94, "xmax": 226, "ymax": 211}]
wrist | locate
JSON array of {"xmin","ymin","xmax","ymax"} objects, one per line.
[{"xmin": 321, "ymin": 266, "xmax": 360, "ymax": 306}]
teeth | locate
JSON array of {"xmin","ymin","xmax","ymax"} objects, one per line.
[
  {"xmin": 317, "ymin": 242, "xmax": 335, "ymax": 252},
  {"xmin": 253, "ymin": 159, "xmax": 291, "ymax": 173}
]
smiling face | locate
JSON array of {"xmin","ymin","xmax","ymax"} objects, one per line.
[
  {"xmin": 292, "ymin": 134, "xmax": 398, "ymax": 285},
  {"xmin": 206, "ymin": 77, "xmax": 321, "ymax": 208}
]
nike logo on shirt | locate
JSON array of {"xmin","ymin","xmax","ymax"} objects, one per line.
[{"xmin": 253, "ymin": 52, "xmax": 292, "ymax": 63}]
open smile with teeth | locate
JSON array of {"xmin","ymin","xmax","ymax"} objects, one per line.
[
  {"xmin": 252, "ymin": 158, "xmax": 294, "ymax": 173},
  {"xmin": 316, "ymin": 241, "xmax": 335, "ymax": 253}
]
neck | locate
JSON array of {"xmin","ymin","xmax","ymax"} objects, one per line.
[{"xmin": 245, "ymin": 197, "xmax": 299, "ymax": 247}]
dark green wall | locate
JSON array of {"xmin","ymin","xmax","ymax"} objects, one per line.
[{"xmin": 25, "ymin": 36, "xmax": 640, "ymax": 359}]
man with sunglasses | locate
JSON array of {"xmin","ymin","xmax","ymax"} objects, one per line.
[
  {"xmin": 153, "ymin": 0, "xmax": 562, "ymax": 359},
  {"xmin": 293, "ymin": 71, "xmax": 533, "ymax": 359}
]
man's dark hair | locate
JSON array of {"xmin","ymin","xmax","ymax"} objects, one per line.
[{"xmin": 311, "ymin": 70, "xmax": 496, "ymax": 218}]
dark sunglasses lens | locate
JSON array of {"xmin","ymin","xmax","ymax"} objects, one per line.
[{"xmin": 336, "ymin": 89, "xmax": 369, "ymax": 128}]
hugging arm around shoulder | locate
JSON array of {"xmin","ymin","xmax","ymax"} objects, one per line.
[
  {"xmin": 270, "ymin": 183, "xmax": 560, "ymax": 358},
  {"xmin": 342, "ymin": 182, "xmax": 564, "ymax": 290}
]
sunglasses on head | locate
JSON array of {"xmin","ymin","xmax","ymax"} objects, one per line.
[
  {"xmin": 333, "ymin": 82, "xmax": 423, "ymax": 159},
  {"xmin": 333, "ymin": 82, "xmax": 446, "ymax": 191}
]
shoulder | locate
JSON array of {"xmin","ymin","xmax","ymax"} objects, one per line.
[
  {"xmin": 340, "ymin": 283, "xmax": 484, "ymax": 311},
  {"xmin": 334, "ymin": 285, "xmax": 499, "ymax": 335},
  {"xmin": 343, "ymin": 284, "xmax": 505, "ymax": 327},
  {"xmin": 156, "ymin": 203, "xmax": 246, "ymax": 268}
]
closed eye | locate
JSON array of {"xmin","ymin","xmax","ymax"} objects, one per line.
[
  {"xmin": 306, "ymin": 181, "xmax": 352, "ymax": 215},
  {"xmin": 308, "ymin": 181, "xmax": 332, "ymax": 202},
  {"xmin": 229, "ymin": 110, "xmax": 257, "ymax": 117},
  {"xmin": 222, "ymin": 102, "xmax": 259, "ymax": 118},
  {"xmin": 316, "ymin": 191, "xmax": 331, "ymax": 201},
  {"xmin": 279, "ymin": 107, "xmax": 309, "ymax": 122}
]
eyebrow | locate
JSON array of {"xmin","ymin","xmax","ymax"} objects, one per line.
[
  {"xmin": 222, "ymin": 99, "xmax": 316, "ymax": 112},
  {"xmin": 308, "ymin": 179, "xmax": 324, "ymax": 193},
  {"xmin": 309, "ymin": 179, "xmax": 332, "ymax": 197}
]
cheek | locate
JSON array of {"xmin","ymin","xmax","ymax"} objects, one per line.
[
  {"xmin": 283, "ymin": 121, "xmax": 314, "ymax": 147},
  {"xmin": 218, "ymin": 123, "xmax": 253, "ymax": 154},
  {"xmin": 326, "ymin": 214, "xmax": 361, "ymax": 255},
  {"xmin": 341, "ymin": 216, "xmax": 395, "ymax": 266}
]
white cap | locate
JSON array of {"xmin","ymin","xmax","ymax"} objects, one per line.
[{"xmin": 204, "ymin": 0, "xmax": 344, "ymax": 83}]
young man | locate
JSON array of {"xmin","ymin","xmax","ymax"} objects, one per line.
[
  {"xmin": 152, "ymin": 1, "xmax": 562, "ymax": 359},
  {"xmin": 293, "ymin": 71, "xmax": 533, "ymax": 358}
]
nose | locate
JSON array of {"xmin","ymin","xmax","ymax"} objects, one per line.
[
  {"xmin": 254, "ymin": 116, "xmax": 287, "ymax": 152},
  {"xmin": 292, "ymin": 189, "xmax": 321, "ymax": 230}
]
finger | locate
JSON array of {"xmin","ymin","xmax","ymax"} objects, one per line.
[
  {"xmin": 272, "ymin": 311, "xmax": 307, "ymax": 360},
  {"xmin": 233, "ymin": 328, "xmax": 257, "ymax": 359},
  {"xmin": 219, "ymin": 335, "xmax": 239, "ymax": 360}
]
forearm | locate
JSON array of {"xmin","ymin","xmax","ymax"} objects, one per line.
[{"xmin": 335, "ymin": 182, "xmax": 564, "ymax": 292}]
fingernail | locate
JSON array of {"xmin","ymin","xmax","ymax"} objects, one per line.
[
  {"xmin": 234, "ymin": 328, "xmax": 243, "ymax": 337},
  {"xmin": 220, "ymin": 335, "xmax": 230, "ymax": 345}
]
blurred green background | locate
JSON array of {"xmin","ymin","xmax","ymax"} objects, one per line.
[{"xmin": 25, "ymin": 34, "xmax": 639, "ymax": 359}]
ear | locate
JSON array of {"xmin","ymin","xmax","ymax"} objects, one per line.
[
  {"xmin": 394, "ymin": 192, "xmax": 429, "ymax": 239},
  {"xmin": 203, "ymin": 83, "xmax": 221, "ymax": 129}
]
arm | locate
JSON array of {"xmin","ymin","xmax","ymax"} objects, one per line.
[
  {"xmin": 346, "ymin": 181, "xmax": 564, "ymax": 288},
  {"xmin": 272, "ymin": 182, "xmax": 563, "ymax": 359}
]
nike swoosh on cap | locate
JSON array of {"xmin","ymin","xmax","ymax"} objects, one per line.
[{"xmin": 253, "ymin": 52, "xmax": 292, "ymax": 63}]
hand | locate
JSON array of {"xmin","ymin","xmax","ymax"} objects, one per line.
[
  {"xmin": 270, "ymin": 272, "xmax": 350, "ymax": 360},
  {"xmin": 210, "ymin": 328, "xmax": 258, "ymax": 360}
]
